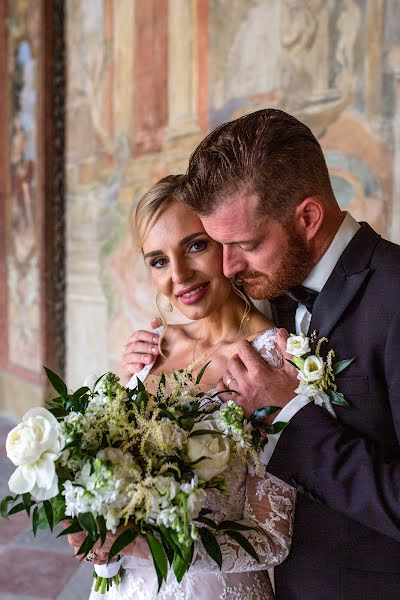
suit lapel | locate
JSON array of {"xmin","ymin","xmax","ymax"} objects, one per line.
[
  {"xmin": 270, "ymin": 295, "xmax": 297, "ymax": 333},
  {"xmin": 308, "ymin": 222, "xmax": 380, "ymax": 340}
]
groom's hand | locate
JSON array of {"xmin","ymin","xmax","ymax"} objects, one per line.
[{"xmin": 217, "ymin": 328, "xmax": 298, "ymax": 418}]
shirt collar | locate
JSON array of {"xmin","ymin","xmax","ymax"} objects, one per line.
[{"xmin": 302, "ymin": 212, "xmax": 360, "ymax": 293}]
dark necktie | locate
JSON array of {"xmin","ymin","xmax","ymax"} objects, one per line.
[{"xmin": 286, "ymin": 285, "xmax": 319, "ymax": 313}]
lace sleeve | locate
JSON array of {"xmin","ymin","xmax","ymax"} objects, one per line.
[
  {"xmin": 190, "ymin": 472, "xmax": 296, "ymax": 573},
  {"xmin": 251, "ymin": 328, "xmax": 283, "ymax": 369}
]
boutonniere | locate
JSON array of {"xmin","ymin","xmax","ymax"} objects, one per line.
[{"xmin": 286, "ymin": 333, "xmax": 355, "ymax": 416}]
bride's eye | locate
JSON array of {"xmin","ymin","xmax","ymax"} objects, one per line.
[
  {"xmin": 189, "ymin": 239, "xmax": 208, "ymax": 253},
  {"xmin": 150, "ymin": 257, "xmax": 168, "ymax": 269}
]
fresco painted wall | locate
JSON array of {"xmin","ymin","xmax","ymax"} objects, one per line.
[{"xmin": 62, "ymin": 0, "xmax": 400, "ymax": 387}]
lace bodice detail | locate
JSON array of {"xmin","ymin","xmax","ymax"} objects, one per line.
[{"xmin": 92, "ymin": 328, "xmax": 295, "ymax": 600}]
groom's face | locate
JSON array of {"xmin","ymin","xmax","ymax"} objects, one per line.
[{"xmin": 201, "ymin": 192, "xmax": 314, "ymax": 300}]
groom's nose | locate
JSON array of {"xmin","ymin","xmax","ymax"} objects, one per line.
[{"xmin": 222, "ymin": 246, "xmax": 246, "ymax": 278}]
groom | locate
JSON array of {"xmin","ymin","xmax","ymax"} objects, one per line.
[{"xmin": 176, "ymin": 109, "xmax": 400, "ymax": 599}]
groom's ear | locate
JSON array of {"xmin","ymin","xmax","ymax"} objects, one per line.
[{"xmin": 294, "ymin": 196, "xmax": 324, "ymax": 241}]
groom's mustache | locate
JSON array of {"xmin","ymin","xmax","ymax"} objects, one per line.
[{"xmin": 237, "ymin": 270, "xmax": 267, "ymax": 281}]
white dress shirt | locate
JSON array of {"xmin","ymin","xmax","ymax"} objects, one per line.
[{"xmin": 260, "ymin": 212, "xmax": 361, "ymax": 465}]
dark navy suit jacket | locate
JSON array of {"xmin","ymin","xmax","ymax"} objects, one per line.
[{"xmin": 269, "ymin": 223, "xmax": 400, "ymax": 599}]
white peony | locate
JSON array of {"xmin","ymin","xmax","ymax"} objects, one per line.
[
  {"xmin": 186, "ymin": 420, "xmax": 230, "ymax": 481},
  {"xmin": 6, "ymin": 407, "xmax": 65, "ymax": 500},
  {"xmin": 298, "ymin": 355, "xmax": 325, "ymax": 383},
  {"xmin": 286, "ymin": 334, "xmax": 310, "ymax": 357}
]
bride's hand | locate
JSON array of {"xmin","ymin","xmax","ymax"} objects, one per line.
[
  {"xmin": 67, "ymin": 525, "xmax": 150, "ymax": 564},
  {"xmin": 120, "ymin": 318, "xmax": 161, "ymax": 382}
]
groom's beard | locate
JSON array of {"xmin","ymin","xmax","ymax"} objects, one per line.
[{"xmin": 239, "ymin": 231, "xmax": 315, "ymax": 300}]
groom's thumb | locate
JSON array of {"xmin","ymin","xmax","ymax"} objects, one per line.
[{"xmin": 276, "ymin": 328, "xmax": 290, "ymax": 360}]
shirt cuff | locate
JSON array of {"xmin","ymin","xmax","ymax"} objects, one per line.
[{"xmin": 259, "ymin": 395, "xmax": 310, "ymax": 465}]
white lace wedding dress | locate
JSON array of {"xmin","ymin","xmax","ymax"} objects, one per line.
[{"xmin": 89, "ymin": 328, "xmax": 296, "ymax": 600}]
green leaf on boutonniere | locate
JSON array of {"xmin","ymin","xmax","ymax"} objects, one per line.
[
  {"xmin": 328, "ymin": 390, "xmax": 349, "ymax": 406},
  {"xmin": 108, "ymin": 528, "xmax": 138, "ymax": 563},
  {"xmin": 147, "ymin": 532, "xmax": 168, "ymax": 591},
  {"xmin": 333, "ymin": 357, "xmax": 355, "ymax": 375},
  {"xmin": 250, "ymin": 406, "xmax": 281, "ymax": 423},
  {"xmin": 199, "ymin": 527, "xmax": 222, "ymax": 569},
  {"xmin": 266, "ymin": 421, "xmax": 288, "ymax": 434},
  {"xmin": 43, "ymin": 367, "xmax": 68, "ymax": 399},
  {"xmin": 225, "ymin": 530, "xmax": 260, "ymax": 562}
]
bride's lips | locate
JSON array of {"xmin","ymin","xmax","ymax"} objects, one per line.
[{"xmin": 176, "ymin": 282, "xmax": 210, "ymax": 305}]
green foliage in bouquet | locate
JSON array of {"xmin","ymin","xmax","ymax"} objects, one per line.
[{"xmin": 1, "ymin": 363, "xmax": 276, "ymax": 593}]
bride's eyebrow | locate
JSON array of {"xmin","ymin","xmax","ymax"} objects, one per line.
[{"xmin": 143, "ymin": 232, "xmax": 206, "ymax": 259}]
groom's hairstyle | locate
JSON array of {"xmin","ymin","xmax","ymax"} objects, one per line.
[{"xmin": 181, "ymin": 109, "xmax": 336, "ymax": 222}]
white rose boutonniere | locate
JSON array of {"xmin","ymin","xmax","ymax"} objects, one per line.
[
  {"xmin": 286, "ymin": 333, "xmax": 355, "ymax": 414},
  {"xmin": 185, "ymin": 420, "xmax": 230, "ymax": 481},
  {"xmin": 6, "ymin": 407, "xmax": 65, "ymax": 500}
]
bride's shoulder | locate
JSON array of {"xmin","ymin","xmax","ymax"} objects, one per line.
[{"xmin": 246, "ymin": 312, "xmax": 275, "ymax": 343}]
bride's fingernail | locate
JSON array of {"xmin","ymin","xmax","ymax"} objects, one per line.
[
  {"xmin": 151, "ymin": 346, "xmax": 158, "ymax": 354},
  {"xmin": 152, "ymin": 336, "xmax": 159, "ymax": 344}
]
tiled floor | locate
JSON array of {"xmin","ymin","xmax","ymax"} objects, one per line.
[{"xmin": 0, "ymin": 416, "xmax": 93, "ymax": 600}]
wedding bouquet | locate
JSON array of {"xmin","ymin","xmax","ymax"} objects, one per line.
[{"xmin": 1, "ymin": 364, "xmax": 270, "ymax": 594}]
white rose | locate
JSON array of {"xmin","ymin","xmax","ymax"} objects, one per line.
[
  {"xmin": 286, "ymin": 334, "xmax": 310, "ymax": 357},
  {"xmin": 185, "ymin": 420, "xmax": 230, "ymax": 481},
  {"xmin": 83, "ymin": 373, "xmax": 101, "ymax": 391},
  {"xmin": 6, "ymin": 407, "xmax": 64, "ymax": 500},
  {"xmin": 298, "ymin": 355, "xmax": 325, "ymax": 383}
]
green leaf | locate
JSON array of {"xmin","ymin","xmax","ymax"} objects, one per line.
[
  {"xmin": 8, "ymin": 502, "xmax": 27, "ymax": 516},
  {"xmin": 0, "ymin": 495, "xmax": 15, "ymax": 518},
  {"xmin": 97, "ymin": 515, "xmax": 107, "ymax": 546},
  {"xmin": 77, "ymin": 533, "xmax": 96, "ymax": 558},
  {"xmin": 267, "ymin": 421, "xmax": 288, "ymax": 434},
  {"xmin": 250, "ymin": 406, "xmax": 281, "ymax": 423},
  {"xmin": 195, "ymin": 361, "xmax": 212, "ymax": 385},
  {"xmin": 189, "ymin": 429, "xmax": 224, "ymax": 438},
  {"xmin": 22, "ymin": 493, "xmax": 32, "ymax": 516},
  {"xmin": 328, "ymin": 390, "xmax": 349, "ymax": 407},
  {"xmin": 287, "ymin": 359, "xmax": 301, "ymax": 370},
  {"xmin": 135, "ymin": 390, "xmax": 149, "ymax": 409},
  {"xmin": 194, "ymin": 516, "xmax": 218, "ymax": 529},
  {"xmin": 43, "ymin": 367, "xmax": 68, "ymax": 398},
  {"xmin": 147, "ymin": 532, "xmax": 168, "ymax": 592},
  {"xmin": 333, "ymin": 357, "xmax": 355, "ymax": 375},
  {"xmin": 218, "ymin": 520, "xmax": 254, "ymax": 531},
  {"xmin": 43, "ymin": 500, "xmax": 54, "ymax": 531},
  {"xmin": 78, "ymin": 512, "xmax": 98, "ymax": 540},
  {"xmin": 225, "ymin": 530, "xmax": 260, "ymax": 562},
  {"xmin": 56, "ymin": 520, "xmax": 83, "ymax": 538},
  {"xmin": 172, "ymin": 542, "xmax": 192, "ymax": 582},
  {"xmin": 198, "ymin": 528, "xmax": 222, "ymax": 569},
  {"xmin": 108, "ymin": 528, "xmax": 138, "ymax": 563},
  {"xmin": 50, "ymin": 496, "xmax": 66, "ymax": 525},
  {"xmin": 136, "ymin": 378, "xmax": 146, "ymax": 393},
  {"xmin": 188, "ymin": 455, "xmax": 211, "ymax": 467},
  {"xmin": 32, "ymin": 506, "xmax": 40, "ymax": 536}
]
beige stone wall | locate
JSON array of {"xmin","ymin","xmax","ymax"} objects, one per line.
[{"xmin": 63, "ymin": 0, "xmax": 400, "ymax": 388}]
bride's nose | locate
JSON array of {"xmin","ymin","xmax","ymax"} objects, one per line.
[{"xmin": 171, "ymin": 257, "xmax": 194, "ymax": 284}]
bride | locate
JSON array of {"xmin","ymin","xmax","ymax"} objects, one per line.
[{"xmin": 68, "ymin": 175, "xmax": 296, "ymax": 599}]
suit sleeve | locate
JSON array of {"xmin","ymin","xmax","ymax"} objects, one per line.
[{"xmin": 268, "ymin": 309, "xmax": 400, "ymax": 543}]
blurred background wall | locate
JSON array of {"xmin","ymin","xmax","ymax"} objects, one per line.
[{"xmin": 1, "ymin": 0, "xmax": 400, "ymax": 417}]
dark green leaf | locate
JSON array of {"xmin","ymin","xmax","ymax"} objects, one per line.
[
  {"xmin": 135, "ymin": 390, "xmax": 149, "ymax": 409},
  {"xmin": 188, "ymin": 455, "xmax": 211, "ymax": 467},
  {"xmin": 97, "ymin": 515, "xmax": 107, "ymax": 546},
  {"xmin": 194, "ymin": 516, "xmax": 218, "ymax": 529},
  {"xmin": 78, "ymin": 512, "xmax": 98, "ymax": 540},
  {"xmin": 136, "ymin": 378, "xmax": 146, "ymax": 393},
  {"xmin": 43, "ymin": 500, "xmax": 54, "ymax": 531},
  {"xmin": 147, "ymin": 532, "xmax": 168, "ymax": 591},
  {"xmin": 287, "ymin": 359, "xmax": 300, "ymax": 370},
  {"xmin": 189, "ymin": 429, "xmax": 224, "ymax": 438},
  {"xmin": 225, "ymin": 530, "xmax": 260, "ymax": 562},
  {"xmin": 0, "ymin": 495, "xmax": 15, "ymax": 518},
  {"xmin": 108, "ymin": 528, "xmax": 138, "ymax": 563},
  {"xmin": 57, "ymin": 520, "xmax": 83, "ymax": 538},
  {"xmin": 51, "ymin": 496, "xmax": 66, "ymax": 525},
  {"xmin": 199, "ymin": 508, "xmax": 214, "ymax": 516},
  {"xmin": 77, "ymin": 533, "xmax": 96, "ymax": 558},
  {"xmin": 199, "ymin": 527, "xmax": 222, "ymax": 568},
  {"xmin": 22, "ymin": 493, "xmax": 32, "ymax": 516},
  {"xmin": 218, "ymin": 520, "xmax": 254, "ymax": 531},
  {"xmin": 195, "ymin": 361, "xmax": 211, "ymax": 385},
  {"xmin": 172, "ymin": 542, "xmax": 192, "ymax": 582},
  {"xmin": 159, "ymin": 525, "xmax": 181, "ymax": 559},
  {"xmin": 32, "ymin": 506, "xmax": 40, "ymax": 536},
  {"xmin": 43, "ymin": 367, "xmax": 68, "ymax": 398},
  {"xmin": 267, "ymin": 421, "xmax": 288, "ymax": 434},
  {"xmin": 8, "ymin": 502, "xmax": 27, "ymax": 516},
  {"xmin": 250, "ymin": 406, "xmax": 281, "ymax": 423},
  {"xmin": 328, "ymin": 390, "xmax": 349, "ymax": 407},
  {"xmin": 333, "ymin": 357, "xmax": 355, "ymax": 375}
]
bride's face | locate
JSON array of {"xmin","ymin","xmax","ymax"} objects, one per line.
[{"xmin": 142, "ymin": 201, "xmax": 233, "ymax": 320}]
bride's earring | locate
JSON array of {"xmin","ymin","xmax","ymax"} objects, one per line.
[{"xmin": 166, "ymin": 301, "xmax": 173, "ymax": 312}]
